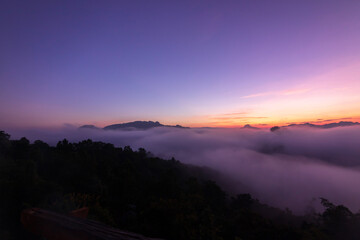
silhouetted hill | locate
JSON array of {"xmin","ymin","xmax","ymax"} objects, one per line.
[
  {"xmin": 104, "ymin": 121, "xmax": 188, "ymax": 130},
  {"xmin": 79, "ymin": 125, "xmax": 100, "ymax": 130},
  {"xmin": 103, "ymin": 121, "xmax": 162, "ymax": 130},
  {"xmin": 242, "ymin": 124, "xmax": 259, "ymax": 130},
  {"xmin": 79, "ymin": 121, "xmax": 188, "ymax": 130},
  {"xmin": 276, "ymin": 121, "xmax": 360, "ymax": 130},
  {"xmin": 317, "ymin": 121, "xmax": 360, "ymax": 128}
]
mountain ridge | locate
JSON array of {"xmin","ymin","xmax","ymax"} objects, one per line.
[
  {"xmin": 271, "ymin": 121, "xmax": 360, "ymax": 131},
  {"xmin": 79, "ymin": 121, "xmax": 189, "ymax": 130},
  {"xmin": 286, "ymin": 121, "xmax": 360, "ymax": 129},
  {"xmin": 79, "ymin": 121, "xmax": 360, "ymax": 131}
]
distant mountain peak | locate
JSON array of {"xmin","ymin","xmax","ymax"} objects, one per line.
[
  {"xmin": 103, "ymin": 121, "xmax": 163, "ymax": 130},
  {"xmin": 272, "ymin": 121, "xmax": 360, "ymax": 131},
  {"xmin": 79, "ymin": 121, "xmax": 188, "ymax": 131},
  {"xmin": 79, "ymin": 125, "xmax": 100, "ymax": 130},
  {"xmin": 243, "ymin": 124, "xmax": 259, "ymax": 129}
]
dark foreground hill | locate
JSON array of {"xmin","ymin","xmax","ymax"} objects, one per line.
[{"xmin": 1, "ymin": 130, "xmax": 360, "ymax": 240}]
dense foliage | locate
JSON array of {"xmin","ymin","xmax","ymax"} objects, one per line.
[{"xmin": 0, "ymin": 130, "xmax": 360, "ymax": 239}]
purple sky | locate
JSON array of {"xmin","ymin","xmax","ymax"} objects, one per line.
[{"xmin": 1, "ymin": 0, "xmax": 360, "ymax": 128}]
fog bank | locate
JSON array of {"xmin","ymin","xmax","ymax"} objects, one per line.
[{"xmin": 6, "ymin": 126, "xmax": 360, "ymax": 214}]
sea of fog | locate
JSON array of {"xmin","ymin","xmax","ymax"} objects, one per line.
[{"xmin": 5, "ymin": 126, "xmax": 360, "ymax": 214}]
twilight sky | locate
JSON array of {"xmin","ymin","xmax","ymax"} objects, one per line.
[{"xmin": 1, "ymin": 0, "xmax": 360, "ymax": 128}]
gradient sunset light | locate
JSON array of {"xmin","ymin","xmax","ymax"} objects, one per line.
[{"xmin": 1, "ymin": 1, "xmax": 360, "ymax": 129}]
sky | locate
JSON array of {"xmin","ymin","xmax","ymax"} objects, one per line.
[{"xmin": 1, "ymin": 0, "xmax": 360, "ymax": 128}]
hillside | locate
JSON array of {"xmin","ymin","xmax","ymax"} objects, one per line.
[{"xmin": 1, "ymin": 130, "xmax": 359, "ymax": 239}]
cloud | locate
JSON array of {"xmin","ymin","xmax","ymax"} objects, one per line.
[
  {"xmin": 241, "ymin": 88, "xmax": 311, "ymax": 99},
  {"xmin": 282, "ymin": 88, "xmax": 310, "ymax": 96},
  {"xmin": 241, "ymin": 91, "xmax": 277, "ymax": 99},
  {"xmin": 221, "ymin": 111, "xmax": 250, "ymax": 116},
  {"xmin": 309, "ymin": 117, "xmax": 354, "ymax": 124},
  {"xmin": 205, "ymin": 111, "xmax": 267, "ymax": 124},
  {"xmin": 209, "ymin": 116, "xmax": 268, "ymax": 121},
  {"xmin": 5, "ymin": 125, "xmax": 360, "ymax": 214}
]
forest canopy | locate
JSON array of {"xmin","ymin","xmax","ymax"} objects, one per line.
[{"xmin": 0, "ymin": 130, "xmax": 360, "ymax": 240}]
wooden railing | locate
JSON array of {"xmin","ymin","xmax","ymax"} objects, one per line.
[{"xmin": 21, "ymin": 208, "xmax": 162, "ymax": 240}]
